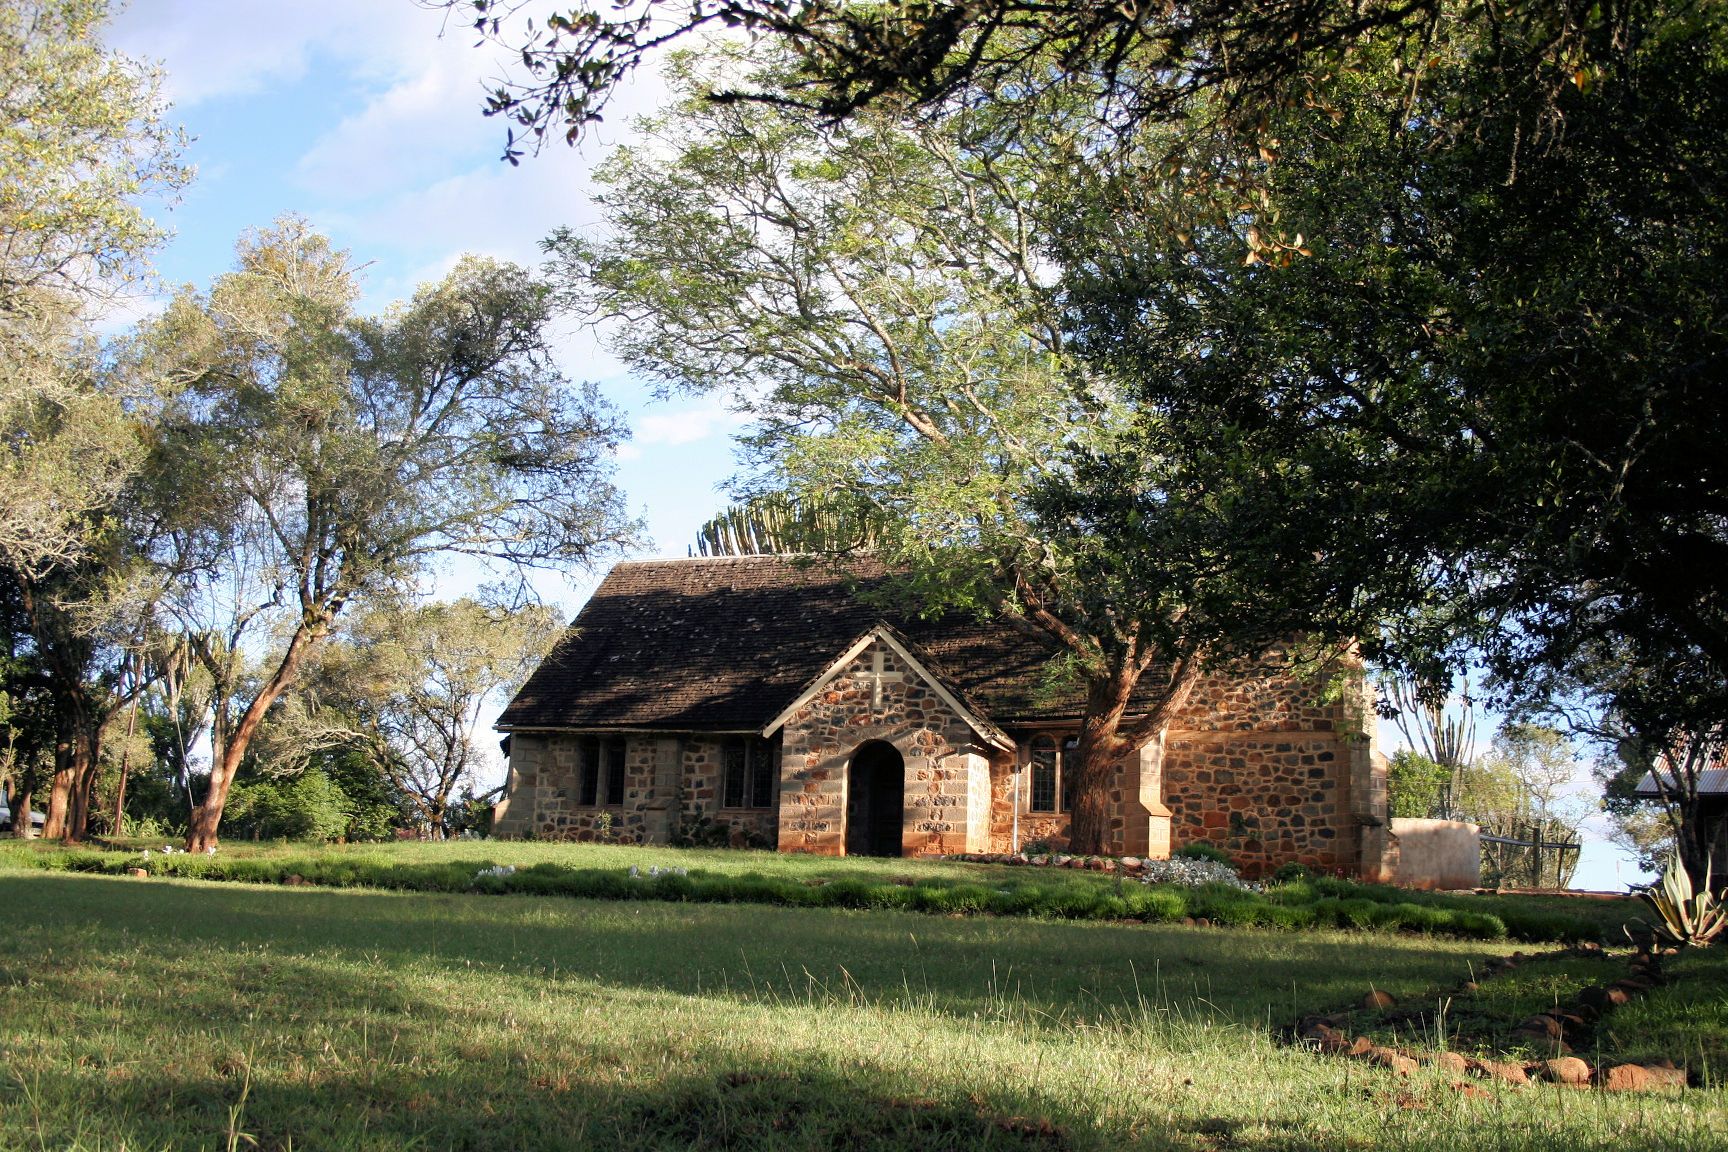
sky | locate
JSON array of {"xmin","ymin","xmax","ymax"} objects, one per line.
[
  {"xmin": 106, "ymin": 0, "xmax": 744, "ymax": 596},
  {"xmin": 99, "ymin": 1, "xmax": 1643, "ymax": 889}
]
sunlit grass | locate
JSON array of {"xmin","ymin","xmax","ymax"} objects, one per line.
[{"xmin": 0, "ymin": 869, "xmax": 1721, "ymax": 1150}]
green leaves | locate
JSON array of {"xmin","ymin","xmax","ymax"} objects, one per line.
[{"xmin": 1639, "ymin": 853, "xmax": 1727, "ymax": 947}]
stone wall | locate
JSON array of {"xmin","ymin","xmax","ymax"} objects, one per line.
[
  {"xmin": 776, "ymin": 640, "xmax": 993, "ymax": 856},
  {"xmin": 493, "ymin": 732, "xmax": 777, "ymax": 845},
  {"xmin": 1161, "ymin": 733, "xmax": 1357, "ymax": 876},
  {"xmin": 679, "ymin": 738, "xmax": 778, "ymax": 847},
  {"xmin": 974, "ymin": 655, "xmax": 1381, "ymax": 877}
]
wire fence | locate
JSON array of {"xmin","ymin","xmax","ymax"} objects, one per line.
[{"xmin": 1479, "ymin": 822, "xmax": 1581, "ymax": 889}]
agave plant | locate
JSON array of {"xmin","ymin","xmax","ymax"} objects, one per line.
[{"xmin": 1639, "ymin": 854, "xmax": 1727, "ymax": 947}]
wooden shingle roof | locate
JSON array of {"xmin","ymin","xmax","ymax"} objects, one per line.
[{"xmin": 497, "ymin": 555, "xmax": 1079, "ymax": 733}]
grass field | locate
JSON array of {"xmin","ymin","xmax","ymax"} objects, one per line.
[
  {"xmin": 0, "ymin": 845, "xmax": 1723, "ymax": 1150},
  {"xmin": 0, "ymin": 838, "xmax": 1638, "ymax": 944}
]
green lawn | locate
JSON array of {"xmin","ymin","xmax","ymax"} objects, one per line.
[
  {"xmin": 0, "ymin": 859, "xmax": 1723, "ymax": 1150},
  {"xmin": 0, "ymin": 838, "xmax": 1640, "ymax": 944}
]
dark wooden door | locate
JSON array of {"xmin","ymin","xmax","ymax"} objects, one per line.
[{"xmin": 845, "ymin": 741, "xmax": 904, "ymax": 857}]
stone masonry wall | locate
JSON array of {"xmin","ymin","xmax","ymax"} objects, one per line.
[
  {"xmin": 495, "ymin": 732, "xmax": 777, "ymax": 845},
  {"xmin": 777, "ymin": 640, "xmax": 992, "ymax": 856},
  {"xmin": 1162, "ymin": 656, "xmax": 1372, "ymax": 876},
  {"xmin": 493, "ymin": 732, "xmax": 654, "ymax": 842},
  {"xmin": 978, "ymin": 654, "xmax": 1378, "ymax": 876},
  {"xmin": 679, "ymin": 737, "xmax": 778, "ymax": 847}
]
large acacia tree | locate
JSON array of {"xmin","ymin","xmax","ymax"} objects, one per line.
[
  {"xmin": 143, "ymin": 219, "xmax": 638, "ymax": 851},
  {"xmin": 552, "ymin": 52, "xmax": 1366, "ymax": 853}
]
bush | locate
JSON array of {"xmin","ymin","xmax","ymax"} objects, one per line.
[
  {"xmin": 1173, "ymin": 842, "xmax": 1233, "ymax": 866},
  {"xmin": 1271, "ymin": 862, "xmax": 1312, "ymax": 883},
  {"xmin": 225, "ymin": 769, "xmax": 352, "ymax": 842}
]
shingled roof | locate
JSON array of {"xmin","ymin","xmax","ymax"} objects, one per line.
[{"xmin": 497, "ymin": 555, "xmax": 1084, "ymax": 733}]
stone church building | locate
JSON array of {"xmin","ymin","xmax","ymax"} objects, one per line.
[{"xmin": 494, "ymin": 555, "xmax": 1393, "ymax": 879}]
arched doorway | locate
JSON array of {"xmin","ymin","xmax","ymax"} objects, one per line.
[{"xmin": 845, "ymin": 740, "xmax": 904, "ymax": 857}]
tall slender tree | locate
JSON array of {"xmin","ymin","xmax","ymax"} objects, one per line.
[{"xmin": 142, "ymin": 219, "xmax": 638, "ymax": 851}]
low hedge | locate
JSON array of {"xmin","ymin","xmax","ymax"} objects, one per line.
[{"xmin": 0, "ymin": 847, "xmax": 1608, "ymax": 942}]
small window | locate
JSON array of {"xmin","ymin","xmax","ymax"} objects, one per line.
[
  {"xmin": 576, "ymin": 736, "xmax": 627, "ymax": 806},
  {"xmin": 722, "ymin": 737, "xmax": 777, "ymax": 810},
  {"xmin": 577, "ymin": 736, "xmax": 600, "ymax": 805},
  {"xmin": 1026, "ymin": 734, "xmax": 1082, "ymax": 814},
  {"xmin": 604, "ymin": 738, "xmax": 627, "ymax": 804},
  {"xmin": 1029, "ymin": 735, "xmax": 1059, "ymax": 813}
]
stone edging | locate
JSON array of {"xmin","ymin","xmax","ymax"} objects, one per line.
[{"xmin": 1294, "ymin": 944, "xmax": 1692, "ymax": 1092}]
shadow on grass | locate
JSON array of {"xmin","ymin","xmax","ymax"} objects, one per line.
[
  {"xmin": 0, "ymin": 871, "xmax": 1498, "ymax": 1031},
  {"xmin": 1, "ymin": 874, "xmax": 1718, "ymax": 1152},
  {"xmin": 11, "ymin": 1043, "xmax": 1082, "ymax": 1151}
]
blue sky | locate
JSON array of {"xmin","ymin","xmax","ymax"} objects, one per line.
[
  {"xmin": 107, "ymin": 0, "xmax": 746, "ymax": 609},
  {"xmin": 100, "ymin": 2, "xmax": 1642, "ymax": 888}
]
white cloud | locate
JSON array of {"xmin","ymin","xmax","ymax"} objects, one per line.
[
  {"xmin": 636, "ymin": 398, "xmax": 749, "ymax": 446},
  {"xmin": 107, "ymin": 0, "xmax": 442, "ymax": 107}
]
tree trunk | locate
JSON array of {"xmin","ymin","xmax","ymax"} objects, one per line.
[
  {"xmin": 1067, "ymin": 655, "xmax": 1205, "ymax": 856},
  {"xmin": 1066, "ymin": 666, "xmax": 1140, "ymax": 855},
  {"xmin": 185, "ymin": 628, "xmax": 318, "ymax": 853},
  {"xmin": 9, "ymin": 782, "xmax": 36, "ymax": 839},
  {"xmin": 67, "ymin": 725, "xmax": 100, "ymax": 842},
  {"xmin": 41, "ymin": 698, "xmax": 87, "ymax": 840},
  {"xmin": 42, "ymin": 765, "xmax": 72, "ymax": 839}
]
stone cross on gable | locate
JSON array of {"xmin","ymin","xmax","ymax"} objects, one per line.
[{"xmin": 858, "ymin": 648, "xmax": 904, "ymax": 708}]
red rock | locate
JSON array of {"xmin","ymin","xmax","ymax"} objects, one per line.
[
  {"xmin": 128, "ymin": 867, "xmax": 148, "ymax": 878},
  {"xmin": 1538, "ymin": 1058, "xmax": 1592, "ymax": 1086},
  {"xmin": 1349, "ymin": 1036, "xmax": 1374, "ymax": 1056},
  {"xmin": 1467, "ymin": 1058, "xmax": 1529, "ymax": 1086},
  {"xmin": 1362, "ymin": 989, "xmax": 1396, "ymax": 1009},
  {"xmin": 1368, "ymin": 1047, "xmax": 1418, "ymax": 1077},
  {"xmin": 1427, "ymin": 1052, "xmax": 1469, "ymax": 1075},
  {"xmin": 1120, "ymin": 856, "xmax": 1143, "ymax": 869},
  {"xmin": 1516, "ymin": 1015, "xmax": 1565, "ymax": 1040},
  {"xmin": 1579, "ymin": 985, "xmax": 1629, "ymax": 1012},
  {"xmin": 1459, "ymin": 981, "xmax": 1479, "ymax": 993},
  {"xmin": 1301, "ymin": 1022, "xmax": 1350, "ymax": 1053},
  {"xmin": 1602, "ymin": 1064, "xmax": 1653, "ymax": 1092},
  {"xmin": 1640, "ymin": 1064, "xmax": 1688, "ymax": 1090},
  {"xmin": 285, "ymin": 874, "xmax": 305, "ymax": 886}
]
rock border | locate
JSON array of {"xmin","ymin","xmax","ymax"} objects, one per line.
[{"xmin": 1292, "ymin": 944, "xmax": 1692, "ymax": 1092}]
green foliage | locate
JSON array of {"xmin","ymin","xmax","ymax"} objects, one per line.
[
  {"xmin": 0, "ymin": 0, "xmax": 187, "ymax": 578},
  {"xmin": 1639, "ymin": 854, "xmax": 1728, "ymax": 948},
  {"xmin": 225, "ymin": 768, "xmax": 351, "ymax": 843},
  {"xmin": 1387, "ymin": 750, "xmax": 1451, "ymax": 819},
  {"xmin": 1173, "ymin": 842, "xmax": 1232, "ymax": 866}
]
